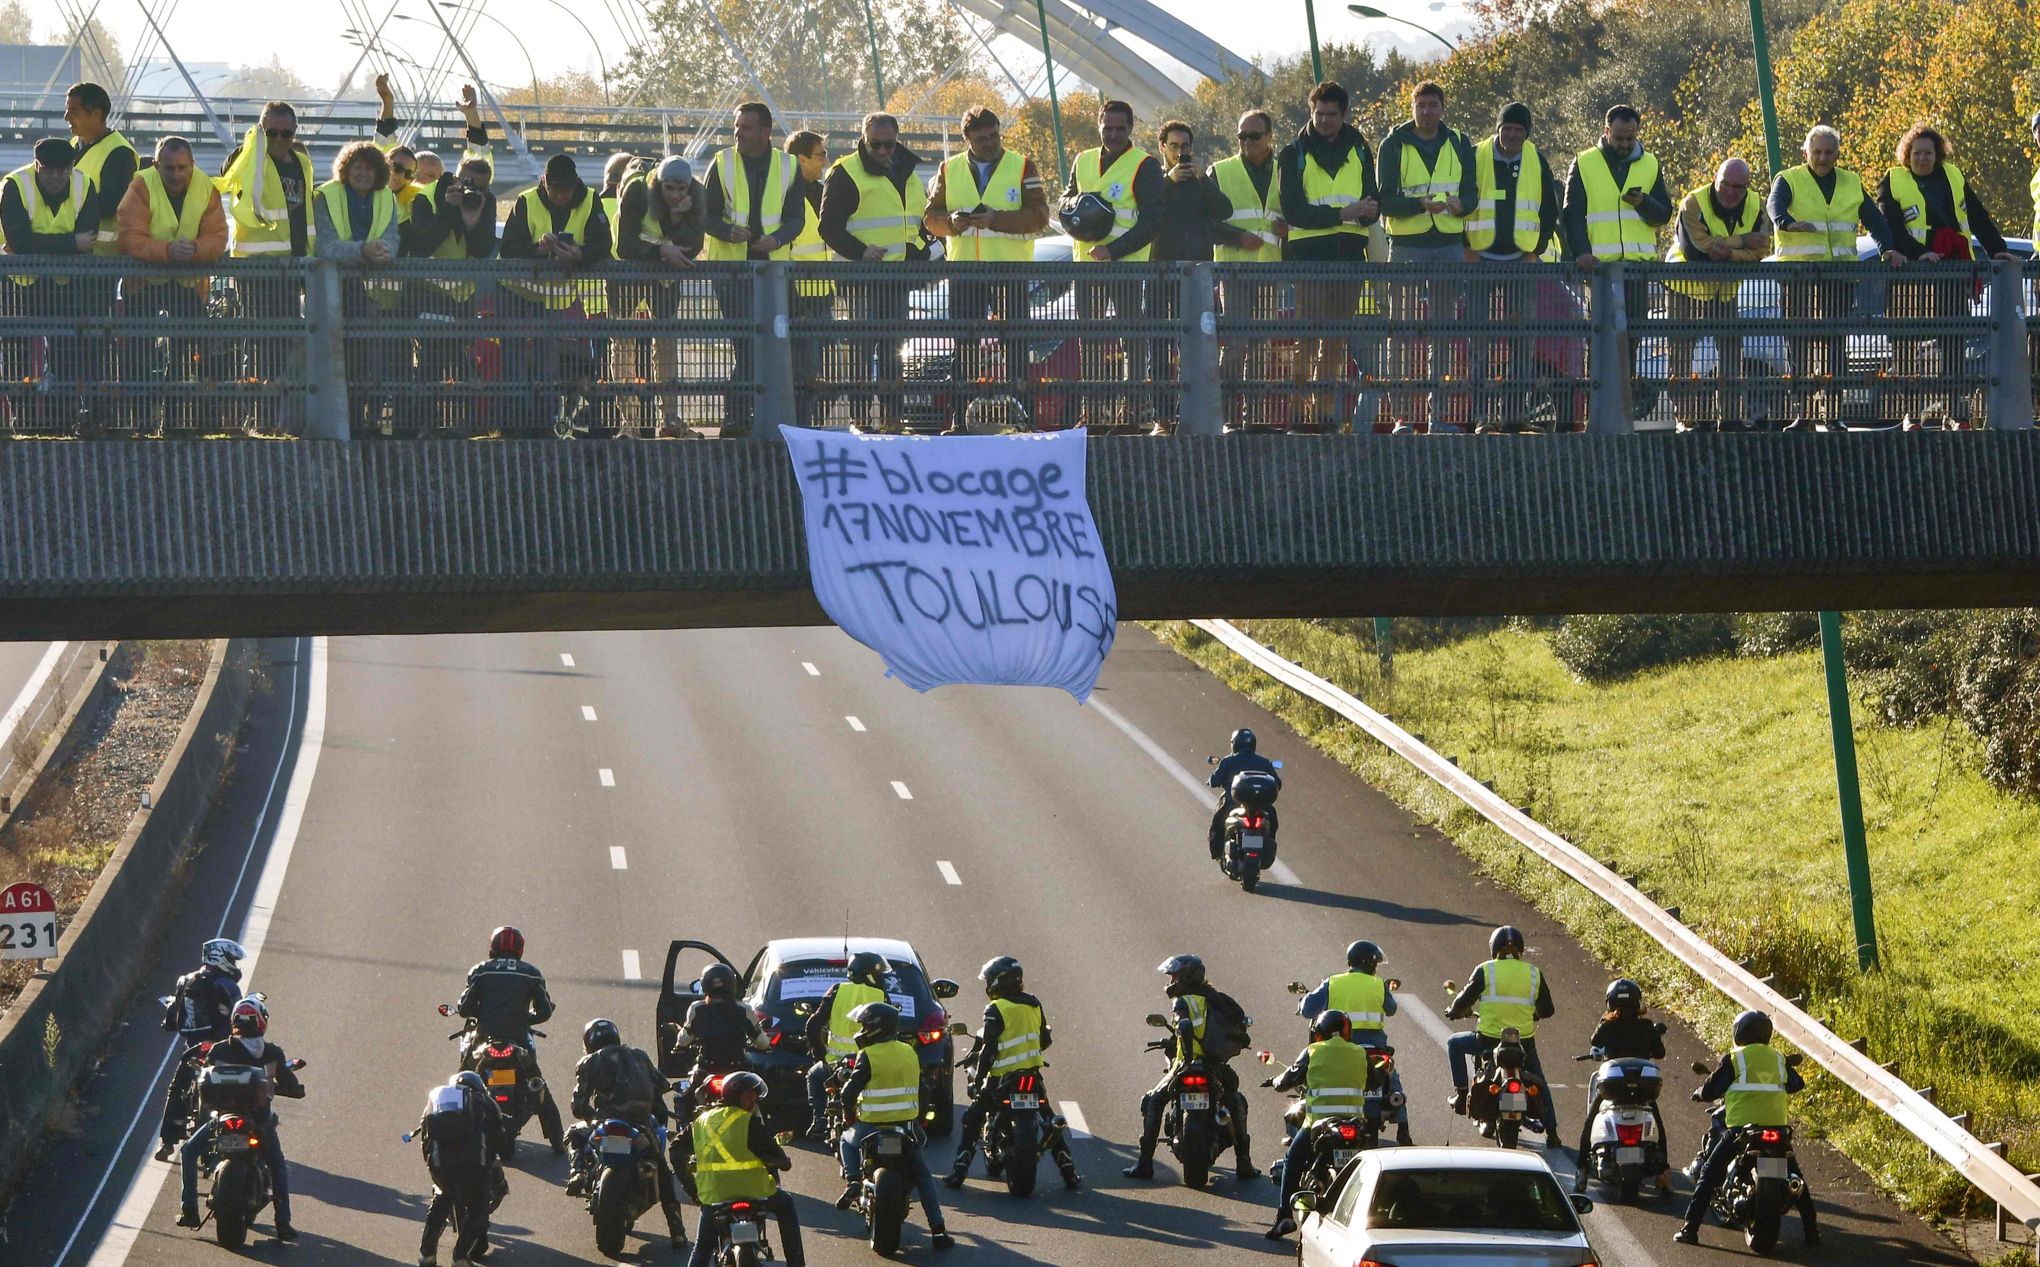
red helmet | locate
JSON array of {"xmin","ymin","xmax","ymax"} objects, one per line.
[
  {"xmin": 489, "ymin": 926, "xmax": 525, "ymax": 959},
  {"xmin": 230, "ymin": 998, "xmax": 268, "ymax": 1038}
]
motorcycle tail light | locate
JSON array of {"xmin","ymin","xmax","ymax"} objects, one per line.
[
  {"xmin": 1181, "ymin": 1074, "xmax": 1209, "ymax": 1087},
  {"xmin": 605, "ymin": 1121, "xmax": 635, "ymax": 1136},
  {"xmin": 1506, "ymin": 1080, "xmax": 1523, "ymax": 1093},
  {"xmin": 487, "ymin": 1044, "xmax": 517, "ymax": 1061},
  {"xmin": 1244, "ymin": 815, "xmax": 1264, "ymax": 829},
  {"xmin": 221, "ymin": 1116, "xmax": 247, "ymax": 1131},
  {"xmin": 1337, "ymin": 1123, "xmax": 1358, "ymax": 1141},
  {"xmin": 768, "ymin": 1028, "xmax": 784, "ymax": 1047},
  {"xmin": 731, "ymin": 1201, "xmax": 753, "ymax": 1212},
  {"xmin": 1616, "ymin": 1123, "xmax": 1646, "ymax": 1147},
  {"xmin": 1759, "ymin": 1128, "xmax": 1782, "ymax": 1144},
  {"xmin": 495, "ymin": 1094, "xmax": 510, "ymax": 1104},
  {"xmin": 1017, "ymin": 1074, "xmax": 1037, "ymax": 1092}
]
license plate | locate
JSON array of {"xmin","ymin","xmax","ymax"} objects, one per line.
[
  {"xmin": 1617, "ymin": 1146, "xmax": 1645, "ymax": 1165},
  {"xmin": 487, "ymin": 1069, "xmax": 517, "ymax": 1087},
  {"xmin": 601, "ymin": 1134, "xmax": 636, "ymax": 1156},
  {"xmin": 1180, "ymin": 1093, "xmax": 1211, "ymax": 1110},
  {"xmin": 730, "ymin": 1221, "xmax": 761, "ymax": 1244},
  {"xmin": 905, "ymin": 394, "xmax": 934, "ymax": 408},
  {"xmin": 1240, "ymin": 835, "xmax": 1264, "ymax": 854},
  {"xmin": 1332, "ymin": 1149, "xmax": 1358, "ymax": 1168},
  {"xmin": 1755, "ymin": 1155, "xmax": 1789, "ymax": 1180},
  {"xmin": 1010, "ymin": 1094, "xmax": 1039, "ymax": 1110},
  {"xmin": 1499, "ymin": 1092, "xmax": 1527, "ymax": 1113},
  {"xmin": 876, "ymin": 1134, "xmax": 906, "ymax": 1156},
  {"xmin": 219, "ymin": 1134, "xmax": 252, "ymax": 1154}
]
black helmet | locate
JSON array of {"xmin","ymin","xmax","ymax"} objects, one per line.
[
  {"xmin": 720, "ymin": 1070, "xmax": 768, "ymax": 1106},
  {"xmin": 1057, "ymin": 191, "xmax": 1114, "ymax": 242},
  {"xmin": 1230, "ymin": 727, "xmax": 1257, "ymax": 755},
  {"xmin": 849, "ymin": 1000, "xmax": 901, "ymax": 1042},
  {"xmin": 1346, "ymin": 940, "xmax": 1384, "ymax": 972},
  {"xmin": 1158, "ymin": 953, "xmax": 1206, "ymax": 989},
  {"xmin": 1489, "ymin": 925, "xmax": 1525, "ymax": 957},
  {"xmin": 701, "ymin": 963, "xmax": 739, "ymax": 1000},
  {"xmin": 582, "ymin": 1017, "xmax": 621, "ymax": 1053},
  {"xmin": 1732, "ymin": 1009, "xmax": 1773, "ymax": 1046},
  {"xmin": 847, "ymin": 951, "xmax": 891, "ymax": 987},
  {"xmin": 454, "ymin": 1070, "xmax": 488, "ymax": 1098},
  {"xmin": 1605, "ymin": 978, "xmax": 1642, "ymax": 1019},
  {"xmin": 1310, "ymin": 1009, "xmax": 1351, "ymax": 1042},
  {"xmin": 979, "ymin": 955, "xmax": 1023, "ymax": 997}
]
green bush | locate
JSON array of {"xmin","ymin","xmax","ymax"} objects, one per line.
[
  {"xmin": 1735, "ymin": 612, "xmax": 1819, "ymax": 658},
  {"xmin": 1549, "ymin": 613, "xmax": 1737, "ymax": 682},
  {"xmin": 1956, "ymin": 611, "xmax": 2040, "ymax": 797},
  {"xmin": 1845, "ymin": 610, "xmax": 1974, "ymax": 727},
  {"xmin": 1308, "ymin": 617, "xmax": 1512, "ymax": 652}
]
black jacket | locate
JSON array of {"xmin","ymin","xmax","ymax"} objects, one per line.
[
  {"xmin": 1445, "ymin": 960, "xmax": 1557, "ymax": 1025},
  {"xmin": 617, "ymin": 176, "xmax": 706, "ymax": 261},
  {"xmin": 1150, "ymin": 171, "xmax": 1232, "ymax": 261},
  {"xmin": 1873, "ymin": 165, "xmax": 2008, "ymax": 260},
  {"xmin": 1560, "ymin": 142, "xmax": 1674, "ymax": 262},
  {"xmin": 1277, "ymin": 123, "xmax": 1379, "ymax": 262},
  {"xmin": 819, "ymin": 141, "xmax": 930, "ymax": 261},
  {"xmin": 164, "ymin": 964, "xmax": 243, "ymax": 1042},
  {"xmin": 966, "ymin": 991, "xmax": 1054, "ymax": 1079},
  {"xmin": 498, "ymin": 180, "xmax": 612, "ymax": 262},
  {"xmin": 458, "ymin": 958, "xmax": 554, "ymax": 1039},
  {"xmin": 402, "ymin": 187, "xmax": 498, "ymax": 259},
  {"xmin": 573, "ymin": 1043, "xmax": 669, "ymax": 1124},
  {"xmin": 1209, "ymin": 751, "xmax": 1280, "ymax": 795},
  {"xmin": 0, "ymin": 171, "xmax": 102, "ymax": 254},
  {"xmin": 417, "ymin": 1082, "xmax": 510, "ymax": 1175},
  {"xmin": 1588, "ymin": 1017, "xmax": 1665, "ymax": 1059},
  {"xmin": 679, "ymin": 998, "xmax": 760, "ymax": 1074}
]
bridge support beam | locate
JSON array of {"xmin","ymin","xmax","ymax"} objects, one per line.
[{"xmin": 1987, "ymin": 259, "xmax": 2034, "ymax": 431}]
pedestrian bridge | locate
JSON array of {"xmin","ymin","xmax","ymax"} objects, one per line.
[{"xmin": 3, "ymin": 433, "xmax": 2036, "ymax": 640}]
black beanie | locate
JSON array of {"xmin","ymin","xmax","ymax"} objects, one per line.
[
  {"xmin": 33, "ymin": 137, "xmax": 74, "ymax": 167},
  {"xmin": 1497, "ymin": 101, "xmax": 1533, "ymax": 132}
]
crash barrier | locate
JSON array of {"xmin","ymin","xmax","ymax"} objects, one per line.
[
  {"xmin": 1189, "ymin": 617, "xmax": 2040, "ymax": 1238},
  {"xmin": 0, "ymin": 258, "xmax": 2029, "ymax": 439}
]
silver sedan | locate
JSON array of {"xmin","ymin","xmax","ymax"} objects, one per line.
[{"xmin": 1297, "ymin": 1146, "xmax": 1601, "ymax": 1267}]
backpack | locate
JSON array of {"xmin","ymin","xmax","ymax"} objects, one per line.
[
  {"xmin": 425, "ymin": 1085, "xmax": 486, "ymax": 1177},
  {"xmin": 1200, "ymin": 990, "xmax": 1252, "ymax": 1063}
]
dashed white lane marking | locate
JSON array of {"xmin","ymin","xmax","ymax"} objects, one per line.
[
  {"xmin": 1268, "ymin": 860, "xmax": 1303, "ymax": 886},
  {"xmin": 936, "ymin": 861, "xmax": 962, "ymax": 885},
  {"xmin": 622, "ymin": 949, "xmax": 642, "ymax": 980},
  {"xmin": 802, "ymin": 661, "xmax": 820, "ymax": 676},
  {"xmin": 599, "ymin": 768, "xmax": 616, "ymax": 787},
  {"xmin": 582, "ymin": 705, "xmax": 598, "ymax": 721},
  {"xmin": 845, "ymin": 715, "xmax": 866, "ymax": 732},
  {"xmin": 1058, "ymin": 1101, "xmax": 1091, "ymax": 1139},
  {"xmin": 891, "ymin": 780, "xmax": 913, "ymax": 800},
  {"xmin": 609, "ymin": 846, "xmax": 629, "ymax": 870},
  {"xmin": 560, "ymin": 653, "xmax": 576, "ymax": 667}
]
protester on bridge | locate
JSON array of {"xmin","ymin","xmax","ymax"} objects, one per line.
[
  {"xmin": 1876, "ymin": 124, "xmax": 2017, "ymax": 428},
  {"xmin": 1065, "ymin": 98, "xmax": 1164, "ymax": 429},
  {"xmin": 1444, "ymin": 925, "xmax": 1560, "ymax": 1140},
  {"xmin": 64, "ymin": 81, "xmax": 135, "ymax": 424},
  {"xmin": 787, "ymin": 130, "xmax": 835, "ymax": 429},
  {"xmin": 1279, "ymin": 81, "xmax": 1378, "ymax": 433},
  {"xmin": 220, "ymin": 101, "xmax": 316, "ymax": 430},
  {"xmin": 1, "ymin": 137, "xmax": 99, "ymax": 424},
  {"xmin": 369, "ymin": 74, "xmax": 430, "ymax": 218},
  {"xmin": 401, "ymin": 84, "xmax": 494, "ymax": 229},
  {"xmin": 117, "ymin": 136, "xmax": 226, "ymax": 434},
  {"xmin": 1562, "ymin": 104, "xmax": 1671, "ymax": 418},
  {"xmin": 1376, "ymin": 82, "xmax": 1478, "ymax": 430},
  {"xmin": 1464, "ymin": 101, "xmax": 1559, "ymax": 431},
  {"xmin": 1210, "ymin": 110, "xmax": 1286, "ymax": 430},
  {"xmin": 616, "ymin": 155, "xmax": 706, "ymax": 436},
  {"xmin": 1133, "ymin": 119, "xmax": 1231, "ymax": 432},
  {"xmin": 396, "ymin": 155, "xmax": 496, "ymax": 437},
  {"xmin": 314, "ymin": 140, "xmax": 402, "ymax": 437},
  {"xmin": 819, "ymin": 111, "xmax": 929, "ymax": 430},
  {"xmin": 414, "ymin": 1070, "xmax": 510, "ymax": 1267},
  {"xmin": 499, "ymin": 153, "xmax": 611, "ymax": 433},
  {"xmin": 1769, "ymin": 125, "xmax": 1904, "ymax": 431},
  {"xmin": 703, "ymin": 101, "xmax": 804, "ymax": 437},
  {"xmin": 1664, "ymin": 158, "xmax": 1771, "ymax": 432}
]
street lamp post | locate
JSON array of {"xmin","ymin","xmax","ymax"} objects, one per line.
[
  {"xmin": 530, "ymin": 0, "xmax": 612, "ymax": 106},
  {"xmin": 858, "ymin": 0, "xmax": 887, "ymax": 108},
  {"xmin": 428, "ymin": 4, "xmax": 543, "ymax": 113},
  {"xmin": 1032, "ymin": 0, "xmax": 1069, "ymax": 187},
  {"xmin": 1305, "ymin": 0, "xmax": 1324, "ymax": 82},
  {"xmin": 1346, "ymin": 4, "xmax": 1457, "ymax": 55}
]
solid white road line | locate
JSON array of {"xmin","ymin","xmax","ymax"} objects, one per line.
[
  {"xmin": 0, "ymin": 641, "xmax": 67, "ymax": 782},
  {"xmin": 609, "ymin": 846, "xmax": 629, "ymax": 870},
  {"xmin": 936, "ymin": 861, "xmax": 962, "ymax": 885},
  {"xmin": 845, "ymin": 715, "xmax": 866, "ymax": 732},
  {"xmin": 802, "ymin": 661, "xmax": 821, "ymax": 677},
  {"xmin": 1058, "ymin": 1101, "xmax": 1091, "ymax": 1139},
  {"xmin": 599, "ymin": 768, "xmax": 616, "ymax": 787},
  {"xmin": 582, "ymin": 705, "xmax": 598, "ymax": 722},
  {"xmin": 74, "ymin": 635, "xmax": 327, "ymax": 1267},
  {"xmin": 891, "ymin": 780, "xmax": 913, "ymax": 800},
  {"xmin": 622, "ymin": 949, "xmax": 642, "ymax": 981},
  {"xmin": 0, "ymin": 643, "xmax": 90, "ymax": 789},
  {"xmin": 560, "ymin": 653, "xmax": 575, "ymax": 667}
]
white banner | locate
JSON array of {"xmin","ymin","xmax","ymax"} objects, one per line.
[{"xmin": 779, "ymin": 427, "xmax": 1117, "ymax": 701}]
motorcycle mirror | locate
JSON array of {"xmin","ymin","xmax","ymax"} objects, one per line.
[
  {"xmin": 1386, "ymin": 978, "xmax": 1402, "ymax": 993},
  {"xmin": 1691, "ymin": 1060, "xmax": 1712, "ymax": 1076},
  {"xmin": 437, "ymin": 1003, "xmax": 452, "ymax": 1017},
  {"xmin": 1144, "ymin": 1013, "xmax": 1171, "ymax": 1029},
  {"xmin": 247, "ymin": 991, "xmax": 266, "ymax": 1003},
  {"xmin": 402, "ymin": 1131, "xmax": 415, "ymax": 1143},
  {"xmin": 1443, "ymin": 980, "xmax": 1459, "ymax": 995},
  {"xmin": 289, "ymin": 1058, "xmax": 307, "ymax": 1069},
  {"xmin": 1286, "ymin": 981, "xmax": 1308, "ymax": 994},
  {"xmin": 947, "ymin": 1021, "xmax": 969, "ymax": 1036},
  {"xmin": 1272, "ymin": 759, "xmax": 1284, "ymax": 769},
  {"xmin": 1653, "ymin": 1021, "xmax": 1667, "ymax": 1034},
  {"xmin": 688, "ymin": 978, "xmax": 703, "ymax": 994},
  {"xmin": 1785, "ymin": 1053, "xmax": 1802, "ymax": 1067},
  {"xmin": 1571, "ymin": 1193, "xmax": 1594, "ymax": 1215},
  {"xmin": 1206, "ymin": 755, "xmax": 1219, "ymax": 765},
  {"xmin": 931, "ymin": 978, "xmax": 961, "ymax": 1000}
]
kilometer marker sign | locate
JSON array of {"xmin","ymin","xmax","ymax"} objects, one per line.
[{"xmin": 1, "ymin": 880, "xmax": 58, "ymax": 960}]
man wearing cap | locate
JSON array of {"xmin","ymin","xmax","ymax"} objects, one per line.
[
  {"xmin": 1663, "ymin": 158, "xmax": 1771, "ymax": 431},
  {"xmin": 499, "ymin": 152, "xmax": 612, "ymax": 433},
  {"xmin": 1464, "ymin": 101, "xmax": 1559, "ymax": 430},
  {"xmin": 617, "ymin": 155, "xmax": 706, "ymax": 436},
  {"xmin": 1, "ymin": 137, "xmax": 100, "ymax": 424}
]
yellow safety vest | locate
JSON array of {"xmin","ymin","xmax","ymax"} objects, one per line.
[
  {"xmin": 857, "ymin": 1040, "xmax": 922, "ymax": 1124},
  {"xmin": 135, "ymin": 166, "xmax": 215, "ymax": 291},
  {"xmin": 940, "ymin": 149, "xmax": 1031, "ymax": 262},
  {"xmin": 1287, "ymin": 141, "xmax": 1370, "ymax": 244},
  {"xmin": 1723, "ymin": 1043, "xmax": 1790, "ymax": 1128},
  {"xmin": 8, "ymin": 165, "xmax": 85, "ymax": 286},
  {"xmin": 1386, "ymin": 128, "xmax": 1467, "ymax": 237},
  {"xmin": 788, "ymin": 190, "xmax": 833, "ymax": 298},
  {"xmin": 1665, "ymin": 183, "xmax": 1764, "ymax": 300},
  {"xmin": 825, "ymin": 982, "xmax": 888, "ymax": 1060},
  {"xmin": 831, "ymin": 153, "xmax": 925, "ymax": 261},
  {"xmin": 1476, "ymin": 958, "xmax": 1540, "ymax": 1038},
  {"xmin": 1209, "ymin": 154, "xmax": 1283, "ymax": 263},
  {"xmin": 506, "ymin": 185, "xmax": 596, "ymax": 308},
  {"xmin": 1773, "ymin": 165, "xmax": 1864, "ymax": 262},
  {"xmin": 1466, "ymin": 138, "xmax": 1543, "ymax": 254},
  {"xmin": 1073, "ymin": 145, "xmax": 1152, "ymax": 261},
  {"xmin": 1177, "ymin": 994, "xmax": 1209, "ymax": 1063},
  {"xmin": 704, "ymin": 148, "xmax": 795, "ymax": 262},
  {"xmin": 693, "ymin": 1105, "xmax": 777, "ymax": 1203},
  {"xmin": 1885, "ymin": 163, "xmax": 1969, "ymax": 246},
  {"xmin": 72, "ymin": 129, "xmax": 134, "ymax": 254},
  {"xmin": 987, "ymin": 998, "xmax": 1044, "ymax": 1075},
  {"xmin": 315, "ymin": 179, "xmax": 397, "ymax": 245},
  {"xmin": 1325, "ymin": 972, "xmax": 1387, "ymax": 1031},
  {"xmin": 1575, "ymin": 146, "xmax": 1661, "ymax": 261},
  {"xmin": 1303, "ymin": 1038, "xmax": 1374, "ymax": 1125},
  {"xmin": 224, "ymin": 126, "xmax": 316, "ymax": 257}
]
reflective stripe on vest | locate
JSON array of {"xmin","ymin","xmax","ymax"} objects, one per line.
[
  {"xmin": 226, "ymin": 125, "xmax": 315, "ymax": 257},
  {"xmin": 1386, "ymin": 130, "xmax": 1467, "ymax": 237},
  {"xmin": 988, "ymin": 999, "xmax": 1044, "ymax": 1074},
  {"xmin": 1774, "ymin": 166, "xmax": 1864, "ymax": 261},
  {"xmin": 693, "ymin": 1106, "xmax": 777, "ymax": 1203},
  {"xmin": 1466, "ymin": 139, "xmax": 1542, "ymax": 254},
  {"xmin": 1179, "ymin": 994, "xmax": 1208, "ymax": 1062},
  {"xmin": 1477, "ymin": 958, "xmax": 1539, "ymax": 1037},
  {"xmin": 1075, "ymin": 145, "xmax": 1151, "ymax": 261},
  {"xmin": 704, "ymin": 148, "xmax": 794, "ymax": 262},
  {"xmin": 1210, "ymin": 153, "xmax": 1283, "ymax": 263},
  {"xmin": 1303, "ymin": 1037, "xmax": 1374, "ymax": 1124},
  {"xmin": 941, "ymin": 150, "xmax": 1031, "ymax": 262},
  {"xmin": 1665, "ymin": 182, "xmax": 1764, "ymax": 300},
  {"xmin": 8, "ymin": 166, "xmax": 85, "ymax": 286},
  {"xmin": 833, "ymin": 153, "xmax": 926, "ymax": 260},
  {"xmin": 1575, "ymin": 147, "xmax": 1661, "ymax": 260},
  {"xmin": 506, "ymin": 186, "xmax": 595, "ymax": 307},
  {"xmin": 857, "ymin": 1040, "xmax": 922, "ymax": 1124},
  {"xmin": 1723, "ymin": 1043, "xmax": 1790, "ymax": 1128},
  {"xmin": 826, "ymin": 982, "xmax": 888, "ymax": 1059},
  {"xmin": 137, "ymin": 166, "xmax": 215, "ymax": 291},
  {"xmin": 1288, "ymin": 142, "xmax": 1369, "ymax": 243},
  {"xmin": 1325, "ymin": 972, "xmax": 1387, "ymax": 1030},
  {"xmin": 73, "ymin": 129, "xmax": 134, "ymax": 253},
  {"xmin": 1886, "ymin": 163, "xmax": 1969, "ymax": 246}
]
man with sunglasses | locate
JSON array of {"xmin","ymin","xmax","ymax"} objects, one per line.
[
  {"xmin": 819, "ymin": 111, "xmax": 929, "ymax": 430},
  {"xmin": 1211, "ymin": 111, "xmax": 1286, "ymax": 428},
  {"xmin": 62, "ymin": 81, "xmax": 135, "ymax": 428},
  {"xmin": 220, "ymin": 101, "xmax": 316, "ymax": 429}
]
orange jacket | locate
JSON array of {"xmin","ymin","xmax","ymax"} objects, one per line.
[{"xmin": 116, "ymin": 174, "xmax": 228, "ymax": 266}]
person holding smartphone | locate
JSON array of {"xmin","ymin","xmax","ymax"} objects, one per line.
[{"xmin": 1560, "ymin": 104, "xmax": 1672, "ymax": 423}]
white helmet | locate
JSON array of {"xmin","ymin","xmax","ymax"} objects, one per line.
[{"xmin": 202, "ymin": 938, "xmax": 247, "ymax": 979}]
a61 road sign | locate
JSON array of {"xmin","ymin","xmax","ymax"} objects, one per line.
[{"xmin": 1, "ymin": 881, "xmax": 58, "ymax": 960}]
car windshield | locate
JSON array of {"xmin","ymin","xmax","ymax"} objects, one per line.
[
  {"xmin": 757, "ymin": 957, "xmax": 931, "ymax": 1024},
  {"xmin": 1365, "ymin": 1168, "xmax": 1579, "ymax": 1233}
]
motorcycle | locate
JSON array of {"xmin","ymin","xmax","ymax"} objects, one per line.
[
  {"xmin": 1264, "ymin": 1046, "xmax": 1401, "ymax": 1204},
  {"xmin": 1205, "ymin": 757, "xmax": 1282, "ymax": 892},
  {"xmin": 1689, "ymin": 1057, "xmax": 1808, "ymax": 1255},
  {"xmin": 701, "ymin": 1198, "xmax": 778, "ymax": 1267},
  {"xmin": 438, "ymin": 1003, "xmax": 559, "ymax": 1156},
  {"xmin": 190, "ymin": 1057, "xmax": 307, "ymax": 1249},
  {"xmin": 584, "ymin": 1116, "xmax": 669, "ymax": 1258},
  {"xmin": 957, "ymin": 1031, "xmax": 1059, "ymax": 1197},
  {"xmin": 156, "ymin": 989, "xmax": 267, "ymax": 1145},
  {"xmin": 822, "ymin": 1065, "xmax": 931, "ymax": 1255},
  {"xmin": 1573, "ymin": 1032, "xmax": 1667, "ymax": 1202},
  {"xmin": 1142, "ymin": 1013, "xmax": 1245, "ymax": 1189},
  {"xmin": 1466, "ymin": 1026, "xmax": 1546, "ymax": 1149}
]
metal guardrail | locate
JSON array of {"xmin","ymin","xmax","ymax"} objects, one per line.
[
  {"xmin": 1189, "ymin": 616, "xmax": 2040, "ymax": 1236},
  {"xmin": 0, "ymin": 257, "xmax": 2028, "ymax": 439}
]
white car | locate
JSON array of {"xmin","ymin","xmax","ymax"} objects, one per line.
[{"xmin": 1297, "ymin": 1146, "xmax": 1600, "ymax": 1267}]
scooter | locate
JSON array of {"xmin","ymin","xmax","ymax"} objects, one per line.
[
  {"xmin": 1204, "ymin": 757, "xmax": 1283, "ymax": 892},
  {"xmin": 1573, "ymin": 1033, "xmax": 1667, "ymax": 1201}
]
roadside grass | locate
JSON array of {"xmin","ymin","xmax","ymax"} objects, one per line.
[{"xmin": 1148, "ymin": 618, "xmax": 2040, "ymax": 1225}]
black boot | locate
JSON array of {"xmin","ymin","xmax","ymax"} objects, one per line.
[
  {"xmin": 943, "ymin": 1147, "xmax": 972, "ymax": 1190},
  {"xmin": 835, "ymin": 1181, "xmax": 859, "ymax": 1210},
  {"xmin": 1396, "ymin": 1121, "xmax": 1413, "ymax": 1147},
  {"xmin": 1059, "ymin": 1159, "xmax": 1083, "ymax": 1190},
  {"xmin": 176, "ymin": 1206, "xmax": 202, "ymax": 1229},
  {"xmin": 1122, "ymin": 1148, "xmax": 1156, "ymax": 1180}
]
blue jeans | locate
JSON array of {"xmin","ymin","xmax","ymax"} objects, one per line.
[
  {"xmin": 806, "ymin": 1060, "xmax": 834, "ymax": 1130},
  {"xmin": 1448, "ymin": 1032, "xmax": 1557, "ymax": 1131},
  {"xmin": 839, "ymin": 1124, "xmax": 946, "ymax": 1231},
  {"xmin": 180, "ymin": 1116, "xmax": 290, "ymax": 1225}
]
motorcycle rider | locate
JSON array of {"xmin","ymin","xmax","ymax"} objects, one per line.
[
  {"xmin": 1207, "ymin": 728, "xmax": 1281, "ymax": 861},
  {"xmin": 566, "ymin": 1018, "xmax": 690, "ymax": 1249},
  {"xmin": 1675, "ymin": 1009, "xmax": 1819, "ymax": 1247},
  {"xmin": 1444, "ymin": 925, "xmax": 1559, "ymax": 1141},
  {"xmin": 1296, "ymin": 939, "xmax": 1413, "ymax": 1146},
  {"xmin": 1576, "ymin": 978, "xmax": 1670, "ymax": 1193},
  {"xmin": 456, "ymin": 925, "xmax": 565, "ymax": 1153},
  {"xmin": 415, "ymin": 1070, "xmax": 510, "ymax": 1267},
  {"xmin": 1263, "ymin": 1010, "xmax": 1380, "ymax": 1240},
  {"xmin": 688, "ymin": 1071, "xmax": 807, "ymax": 1267},
  {"xmin": 944, "ymin": 955, "xmax": 1082, "ymax": 1191},
  {"xmin": 802, "ymin": 950, "xmax": 893, "ymax": 1140},
  {"xmin": 832, "ymin": 1001, "xmax": 954, "ymax": 1250},
  {"xmin": 667, "ymin": 962, "xmax": 760, "ymax": 1193},
  {"xmin": 176, "ymin": 998, "xmax": 305, "ymax": 1241},
  {"xmin": 156, "ymin": 938, "xmax": 248, "ymax": 1160},
  {"xmin": 1125, "ymin": 953, "xmax": 1258, "ymax": 1181}
]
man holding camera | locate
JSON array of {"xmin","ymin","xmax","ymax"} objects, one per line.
[{"xmin": 397, "ymin": 155, "xmax": 496, "ymax": 435}]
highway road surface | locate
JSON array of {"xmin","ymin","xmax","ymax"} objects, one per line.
[
  {"xmin": 0, "ymin": 642, "xmax": 99, "ymax": 793},
  {"xmin": 4, "ymin": 627, "xmax": 1967, "ymax": 1266}
]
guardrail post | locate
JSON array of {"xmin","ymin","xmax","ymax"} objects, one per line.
[
  {"xmin": 1985, "ymin": 259, "xmax": 2033, "ymax": 430},
  {"xmin": 753, "ymin": 262, "xmax": 795, "ymax": 435},
  {"xmin": 1179, "ymin": 263, "xmax": 1221, "ymax": 437},
  {"xmin": 1587, "ymin": 263, "xmax": 1634, "ymax": 434},
  {"xmin": 303, "ymin": 260, "xmax": 350, "ymax": 441}
]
